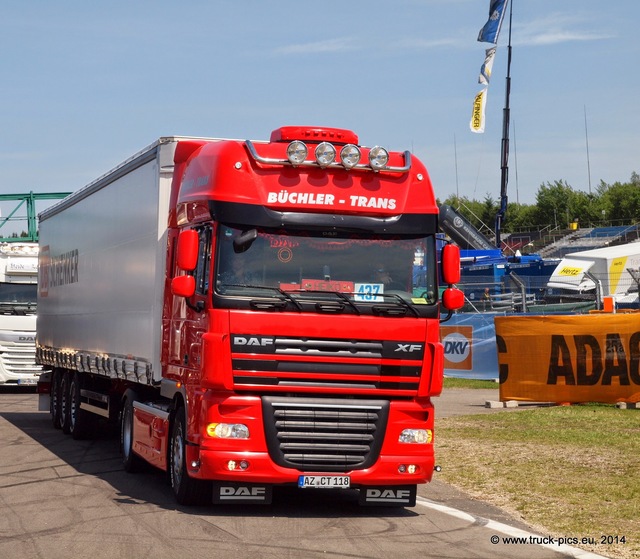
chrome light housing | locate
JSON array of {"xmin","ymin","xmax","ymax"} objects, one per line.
[
  {"xmin": 340, "ymin": 144, "xmax": 361, "ymax": 169},
  {"xmin": 315, "ymin": 142, "xmax": 336, "ymax": 167},
  {"xmin": 369, "ymin": 146, "xmax": 389, "ymax": 170},
  {"xmin": 287, "ymin": 141, "xmax": 308, "ymax": 165}
]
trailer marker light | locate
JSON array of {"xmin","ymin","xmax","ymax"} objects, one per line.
[
  {"xmin": 207, "ymin": 423, "xmax": 250, "ymax": 439},
  {"xmin": 315, "ymin": 142, "xmax": 336, "ymax": 167},
  {"xmin": 287, "ymin": 141, "xmax": 308, "ymax": 165},
  {"xmin": 398, "ymin": 428, "xmax": 432, "ymax": 444},
  {"xmin": 368, "ymin": 146, "xmax": 389, "ymax": 170},
  {"xmin": 340, "ymin": 144, "xmax": 361, "ymax": 169}
]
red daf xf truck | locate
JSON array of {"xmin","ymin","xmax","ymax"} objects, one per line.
[{"xmin": 36, "ymin": 126, "xmax": 463, "ymax": 506}]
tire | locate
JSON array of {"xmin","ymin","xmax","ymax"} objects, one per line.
[
  {"xmin": 50, "ymin": 370, "xmax": 62, "ymax": 430},
  {"xmin": 69, "ymin": 373, "xmax": 92, "ymax": 440},
  {"xmin": 169, "ymin": 407, "xmax": 210, "ymax": 505},
  {"xmin": 60, "ymin": 372, "xmax": 72, "ymax": 435},
  {"xmin": 120, "ymin": 390, "xmax": 146, "ymax": 473}
]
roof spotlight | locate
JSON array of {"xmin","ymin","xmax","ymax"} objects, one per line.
[
  {"xmin": 315, "ymin": 142, "xmax": 336, "ymax": 167},
  {"xmin": 369, "ymin": 146, "xmax": 389, "ymax": 170},
  {"xmin": 287, "ymin": 141, "xmax": 308, "ymax": 165},
  {"xmin": 340, "ymin": 144, "xmax": 361, "ymax": 169}
]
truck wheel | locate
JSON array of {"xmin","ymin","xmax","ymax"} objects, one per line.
[
  {"xmin": 120, "ymin": 390, "xmax": 145, "ymax": 473},
  {"xmin": 69, "ymin": 373, "xmax": 92, "ymax": 440},
  {"xmin": 50, "ymin": 371, "xmax": 62, "ymax": 430},
  {"xmin": 60, "ymin": 372, "xmax": 72, "ymax": 434},
  {"xmin": 169, "ymin": 407, "xmax": 210, "ymax": 505}
]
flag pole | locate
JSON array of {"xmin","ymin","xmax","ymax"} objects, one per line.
[
  {"xmin": 454, "ymin": 133, "xmax": 460, "ymax": 200},
  {"xmin": 584, "ymin": 105, "xmax": 592, "ymax": 195},
  {"xmin": 494, "ymin": 0, "xmax": 513, "ymax": 249}
]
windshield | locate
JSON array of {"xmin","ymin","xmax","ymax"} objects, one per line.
[
  {"xmin": 0, "ymin": 282, "xmax": 37, "ymax": 314},
  {"xmin": 214, "ymin": 226, "xmax": 437, "ymax": 316}
]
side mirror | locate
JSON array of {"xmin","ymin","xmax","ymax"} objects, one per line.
[
  {"xmin": 177, "ymin": 230, "xmax": 199, "ymax": 271},
  {"xmin": 442, "ymin": 287, "xmax": 464, "ymax": 310},
  {"xmin": 441, "ymin": 243, "xmax": 461, "ymax": 285},
  {"xmin": 171, "ymin": 275, "xmax": 196, "ymax": 298}
]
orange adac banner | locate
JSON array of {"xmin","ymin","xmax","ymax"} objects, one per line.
[{"xmin": 495, "ymin": 314, "xmax": 640, "ymax": 404}]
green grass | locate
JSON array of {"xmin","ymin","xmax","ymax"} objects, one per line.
[
  {"xmin": 443, "ymin": 377, "xmax": 499, "ymax": 390},
  {"xmin": 435, "ymin": 404, "xmax": 640, "ymax": 559}
]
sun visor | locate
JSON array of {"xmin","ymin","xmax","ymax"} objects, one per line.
[{"xmin": 547, "ymin": 258, "xmax": 596, "ymax": 292}]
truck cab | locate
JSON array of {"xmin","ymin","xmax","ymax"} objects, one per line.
[
  {"xmin": 36, "ymin": 126, "xmax": 463, "ymax": 507},
  {"xmin": 0, "ymin": 242, "xmax": 42, "ymax": 386}
]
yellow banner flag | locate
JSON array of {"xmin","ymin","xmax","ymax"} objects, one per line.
[{"xmin": 470, "ymin": 88, "xmax": 487, "ymax": 134}]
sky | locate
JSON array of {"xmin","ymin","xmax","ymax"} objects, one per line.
[{"xmin": 1, "ymin": 0, "xmax": 639, "ymax": 224}]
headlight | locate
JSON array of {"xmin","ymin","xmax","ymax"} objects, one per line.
[
  {"xmin": 287, "ymin": 141, "xmax": 308, "ymax": 165},
  {"xmin": 368, "ymin": 146, "xmax": 389, "ymax": 170},
  {"xmin": 398, "ymin": 428, "xmax": 432, "ymax": 444},
  {"xmin": 315, "ymin": 142, "xmax": 336, "ymax": 167},
  {"xmin": 340, "ymin": 144, "xmax": 361, "ymax": 169},
  {"xmin": 207, "ymin": 423, "xmax": 250, "ymax": 439}
]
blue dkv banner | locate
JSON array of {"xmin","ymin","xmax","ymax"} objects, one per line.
[{"xmin": 478, "ymin": 0, "xmax": 509, "ymax": 44}]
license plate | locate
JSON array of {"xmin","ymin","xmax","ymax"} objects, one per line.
[
  {"xmin": 17, "ymin": 378, "xmax": 37, "ymax": 386},
  {"xmin": 298, "ymin": 475, "xmax": 350, "ymax": 489}
]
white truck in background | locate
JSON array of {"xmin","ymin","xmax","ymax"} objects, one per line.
[
  {"xmin": 0, "ymin": 192, "xmax": 70, "ymax": 386},
  {"xmin": 0, "ymin": 242, "xmax": 42, "ymax": 386},
  {"xmin": 547, "ymin": 242, "xmax": 640, "ymax": 305}
]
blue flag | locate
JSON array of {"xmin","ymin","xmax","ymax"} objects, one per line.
[{"xmin": 478, "ymin": 0, "xmax": 508, "ymax": 44}]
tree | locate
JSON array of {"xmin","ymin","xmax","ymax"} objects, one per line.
[
  {"xmin": 600, "ymin": 181, "xmax": 640, "ymax": 222},
  {"xmin": 479, "ymin": 194, "xmax": 498, "ymax": 230},
  {"xmin": 438, "ymin": 171, "xmax": 640, "ymax": 234},
  {"xmin": 504, "ymin": 202, "xmax": 537, "ymax": 231},
  {"xmin": 534, "ymin": 180, "xmax": 576, "ymax": 228}
]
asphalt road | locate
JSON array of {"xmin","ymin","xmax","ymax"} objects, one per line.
[{"xmin": 0, "ymin": 388, "xmax": 606, "ymax": 559}]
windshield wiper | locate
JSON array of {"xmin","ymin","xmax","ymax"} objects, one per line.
[
  {"xmin": 272, "ymin": 287, "xmax": 304, "ymax": 311},
  {"xmin": 223, "ymin": 283, "xmax": 304, "ymax": 311},
  {"xmin": 377, "ymin": 293, "xmax": 420, "ymax": 317},
  {"xmin": 295, "ymin": 289, "xmax": 361, "ymax": 315},
  {"xmin": 221, "ymin": 283, "xmax": 418, "ymax": 317}
]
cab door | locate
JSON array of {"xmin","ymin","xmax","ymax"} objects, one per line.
[{"xmin": 166, "ymin": 226, "xmax": 212, "ymax": 380}]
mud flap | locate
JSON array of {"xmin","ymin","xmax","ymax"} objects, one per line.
[
  {"xmin": 212, "ymin": 482, "xmax": 273, "ymax": 505},
  {"xmin": 359, "ymin": 485, "xmax": 417, "ymax": 507}
]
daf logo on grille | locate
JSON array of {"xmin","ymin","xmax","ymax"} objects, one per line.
[
  {"xmin": 395, "ymin": 343, "xmax": 423, "ymax": 353},
  {"xmin": 233, "ymin": 336, "xmax": 274, "ymax": 347}
]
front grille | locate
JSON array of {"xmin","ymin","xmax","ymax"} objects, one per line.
[
  {"xmin": 232, "ymin": 335, "xmax": 424, "ymax": 396},
  {"xmin": 0, "ymin": 343, "xmax": 43, "ymax": 375},
  {"xmin": 262, "ymin": 396, "xmax": 389, "ymax": 472}
]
